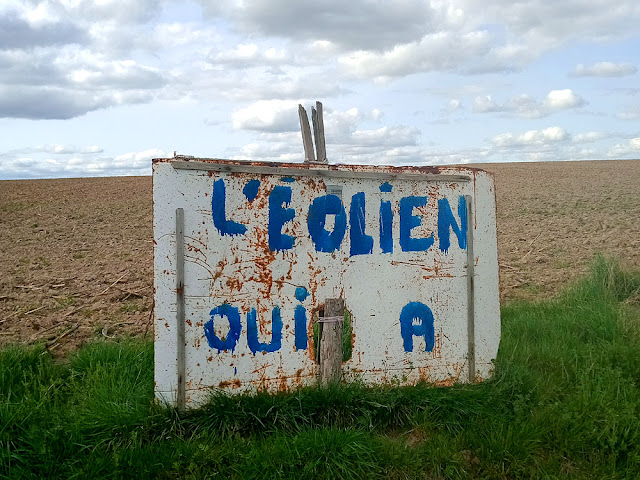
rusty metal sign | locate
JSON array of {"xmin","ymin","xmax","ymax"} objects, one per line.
[{"xmin": 153, "ymin": 157, "xmax": 500, "ymax": 407}]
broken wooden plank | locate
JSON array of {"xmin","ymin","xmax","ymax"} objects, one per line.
[{"xmin": 298, "ymin": 104, "xmax": 316, "ymax": 163}]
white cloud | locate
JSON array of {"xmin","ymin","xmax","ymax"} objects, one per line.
[
  {"xmin": 209, "ymin": 43, "xmax": 292, "ymax": 67},
  {"xmin": 232, "ymin": 100, "xmax": 301, "ymax": 132},
  {"xmin": 0, "ymin": 84, "xmax": 156, "ymax": 120},
  {"xmin": 473, "ymin": 89, "xmax": 586, "ymax": 118},
  {"xmin": 322, "ymin": 107, "xmax": 366, "ymax": 139},
  {"xmin": 2, "ymin": 0, "xmax": 639, "ymax": 125},
  {"xmin": 616, "ymin": 107, "xmax": 640, "ymax": 121},
  {"xmin": 232, "ymin": 137, "xmax": 301, "ymax": 163},
  {"xmin": 11, "ymin": 144, "xmax": 104, "ymax": 155},
  {"xmin": 442, "ymin": 99, "xmax": 463, "ymax": 114},
  {"xmin": 0, "ymin": 147, "xmax": 166, "ymax": 179},
  {"xmin": 57, "ymin": 0, "xmax": 166, "ymax": 24},
  {"xmin": 218, "ymin": 0, "xmax": 448, "ymax": 51},
  {"xmin": 0, "ymin": 9, "xmax": 86, "ymax": 47},
  {"xmin": 111, "ymin": 148, "xmax": 165, "ymax": 169},
  {"xmin": 321, "ymin": 107, "xmax": 393, "ymax": 143},
  {"xmin": 0, "ymin": 46, "xmax": 168, "ymax": 119},
  {"xmin": 571, "ymin": 62, "xmax": 637, "ymax": 77},
  {"xmin": 457, "ymin": 0, "xmax": 640, "ymax": 47},
  {"xmin": 543, "ymin": 89, "xmax": 584, "ymax": 110},
  {"xmin": 472, "ymin": 95, "xmax": 499, "ymax": 114},
  {"xmin": 0, "ymin": 1, "xmax": 179, "ymax": 120},
  {"xmin": 183, "ymin": 63, "xmax": 347, "ymax": 103},
  {"xmin": 209, "ymin": 0, "xmax": 640, "ymax": 76},
  {"xmin": 62, "ymin": 55, "xmax": 166, "ymax": 90},
  {"xmin": 617, "ymin": 112, "xmax": 640, "ymax": 121},
  {"xmin": 304, "ymin": 40, "xmax": 341, "ymax": 61},
  {"xmin": 350, "ymin": 126, "xmax": 418, "ymax": 147},
  {"xmin": 608, "ymin": 138, "xmax": 640, "ymax": 158},
  {"xmin": 491, "ymin": 127, "xmax": 569, "ymax": 148},
  {"xmin": 338, "ymin": 31, "xmax": 493, "ymax": 80},
  {"xmin": 572, "ymin": 132, "xmax": 606, "ymax": 143}
]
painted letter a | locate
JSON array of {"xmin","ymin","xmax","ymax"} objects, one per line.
[{"xmin": 400, "ymin": 302, "xmax": 435, "ymax": 352}]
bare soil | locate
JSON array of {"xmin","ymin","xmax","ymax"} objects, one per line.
[
  {"xmin": 482, "ymin": 160, "xmax": 640, "ymax": 300},
  {"xmin": 1, "ymin": 160, "xmax": 639, "ymax": 353}
]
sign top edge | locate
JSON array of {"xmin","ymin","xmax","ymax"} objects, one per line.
[{"xmin": 153, "ymin": 157, "xmax": 492, "ymax": 181}]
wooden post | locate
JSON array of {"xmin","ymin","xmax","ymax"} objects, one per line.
[
  {"xmin": 299, "ymin": 101, "xmax": 327, "ymax": 164},
  {"xmin": 175, "ymin": 208, "xmax": 186, "ymax": 410},
  {"xmin": 465, "ymin": 195, "xmax": 476, "ymax": 383},
  {"xmin": 298, "ymin": 104, "xmax": 316, "ymax": 163},
  {"xmin": 319, "ymin": 298, "xmax": 344, "ymax": 385},
  {"xmin": 312, "ymin": 101, "xmax": 327, "ymax": 163}
]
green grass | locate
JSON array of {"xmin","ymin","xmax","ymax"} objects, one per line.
[{"xmin": 2, "ymin": 256, "xmax": 640, "ymax": 479}]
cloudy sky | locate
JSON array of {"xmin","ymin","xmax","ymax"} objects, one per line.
[{"xmin": 1, "ymin": 0, "xmax": 639, "ymax": 179}]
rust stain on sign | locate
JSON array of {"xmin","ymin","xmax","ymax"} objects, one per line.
[{"xmin": 153, "ymin": 157, "xmax": 500, "ymax": 407}]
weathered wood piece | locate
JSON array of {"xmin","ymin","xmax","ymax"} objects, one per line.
[
  {"xmin": 311, "ymin": 101, "xmax": 327, "ymax": 163},
  {"xmin": 319, "ymin": 298, "xmax": 344, "ymax": 385},
  {"xmin": 465, "ymin": 195, "xmax": 476, "ymax": 383},
  {"xmin": 298, "ymin": 104, "xmax": 316, "ymax": 163},
  {"xmin": 176, "ymin": 208, "xmax": 186, "ymax": 411},
  {"xmin": 311, "ymin": 105, "xmax": 318, "ymax": 152}
]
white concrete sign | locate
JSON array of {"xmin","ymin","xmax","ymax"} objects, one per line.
[{"xmin": 153, "ymin": 158, "xmax": 500, "ymax": 407}]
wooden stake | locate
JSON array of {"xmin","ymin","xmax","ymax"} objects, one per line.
[
  {"xmin": 312, "ymin": 101, "xmax": 327, "ymax": 163},
  {"xmin": 298, "ymin": 104, "xmax": 316, "ymax": 163},
  {"xmin": 319, "ymin": 298, "xmax": 344, "ymax": 385},
  {"xmin": 176, "ymin": 208, "xmax": 186, "ymax": 411}
]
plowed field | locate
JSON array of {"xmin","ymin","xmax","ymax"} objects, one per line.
[{"xmin": 2, "ymin": 160, "xmax": 639, "ymax": 353}]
